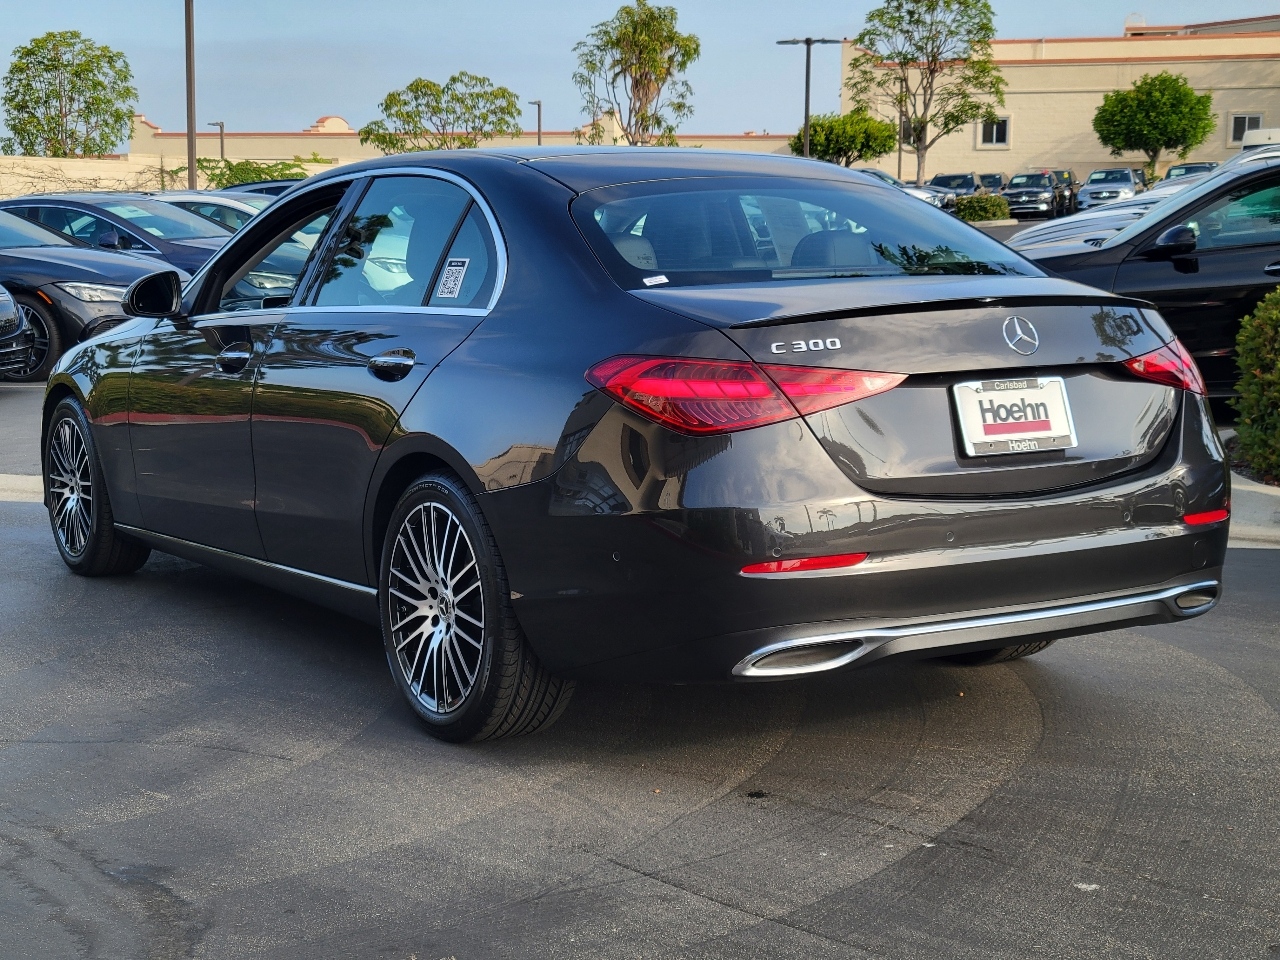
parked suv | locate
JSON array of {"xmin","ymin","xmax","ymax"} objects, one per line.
[
  {"xmin": 979, "ymin": 173, "xmax": 1009, "ymax": 192},
  {"xmin": 1077, "ymin": 169, "xmax": 1144, "ymax": 210},
  {"xmin": 1002, "ymin": 172, "xmax": 1068, "ymax": 219},
  {"xmin": 928, "ymin": 172, "xmax": 988, "ymax": 197},
  {"xmin": 1052, "ymin": 170, "xmax": 1079, "ymax": 212}
]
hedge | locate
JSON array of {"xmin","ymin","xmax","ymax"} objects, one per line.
[
  {"xmin": 1231, "ymin": 286, "xmax": 1280, "ymax": 481},
  {"xmin": 955, "ymin": 194, "xmax": 1010, "ymax": 222}
]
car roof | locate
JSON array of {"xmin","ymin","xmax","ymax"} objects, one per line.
[
  {"xmin": 305, "ymin": 147, "xmax": 877, "ymax": 194},
  {"xmin": 0, "ymin": 192, "xmax": 159, "ymax": 203}
]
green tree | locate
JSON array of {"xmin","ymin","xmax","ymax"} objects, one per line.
[
  {"xmin": 573, "ymin": 0, "xmax": 701, "ymax": 146},
  {"xmin": 1, "ymin": 30, "xmax": 137, "ymax": 157},
  {"xmin": 845, "ymin": 0, "xmax": 1005, "ymax": 185},
  {"xmin": 790, "ymin": 110, "xmax": 897, "ymax": 166},
  {"xmin": 1231, "ymin": 287, "xmax": 1280, "ymax": 481},
  {"xmin": 1092, "ymin": 71, "xmax": 1215, "ymax": 176},
  {"xmin": 359, "ymin": 72, "xmax": 522, "ymax": 153}
]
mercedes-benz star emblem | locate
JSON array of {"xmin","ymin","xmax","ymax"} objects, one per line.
[{"xmin": 1002, "ymin": 316, "xmax": 1040, "ymax": 355}]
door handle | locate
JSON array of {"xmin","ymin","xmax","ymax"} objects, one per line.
[
  {"xmin": 215, "ymin": 342, "xmax": 253, "ymax": 373},
  {"xmin": 1265, "ymin": 262, "xmax": 1280, "ymax": 276},
  {"xmin": 367, "ymin": 350, "xmax": 416, "ymax": 382}
]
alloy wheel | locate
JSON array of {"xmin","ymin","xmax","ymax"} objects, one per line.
[
  {"xmin": 47, "ymin": 416, "xmax": 93, "ymax": 556},
  {"xmin": 387, "ymin": 502, "xmax": 485, "ymax": 714}
]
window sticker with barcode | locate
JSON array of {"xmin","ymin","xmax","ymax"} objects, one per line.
[{"xmin": 436, "ymin": 258, "xmax": 469, "ymax": 299}]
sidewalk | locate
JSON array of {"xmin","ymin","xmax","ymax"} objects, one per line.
[{"xmin": 1229, "ymin": 472, "xmax": 1280, "ymax": 548}]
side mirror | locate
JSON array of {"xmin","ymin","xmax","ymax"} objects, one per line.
[
  {"xmin": 123, "ymin": 270, "xmax": 184, "ymax": 318},
  {"xmin": 98, "ymin": 230, "xmax": 121, "ymax": 250},
  {"xmin": 1145, "ymin": 224, "xmax": 1197, "ymax": 259}
]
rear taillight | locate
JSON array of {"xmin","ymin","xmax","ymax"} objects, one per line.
[
  {"xmin": 1183, "ymin": 507, "xmax": 1229, "ymax": 526},
  {"xmin": 585, "ymin": 355, "xmax": 903, "ymax": 435},
  {"xmin": 741, "ymin": 552, "xmax": 869, "ymax": 576},
  {"xmin": 1123, "ymin": 339, "xmax": 1206, "ymax": 395}
]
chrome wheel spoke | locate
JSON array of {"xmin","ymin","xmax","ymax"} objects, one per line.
[{"xmin": 387, "ymin": 498, "xmax": 485, "ymax": 715}]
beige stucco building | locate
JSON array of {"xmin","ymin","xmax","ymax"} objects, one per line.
[{"xmin": 844, "ymin": 14, "xmax": 1280, "ymax": 183}]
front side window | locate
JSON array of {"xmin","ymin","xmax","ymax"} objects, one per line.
[
  {"xmin": 34, "ymin": 206, "xmax": 143, "ymax": 248},
  {"xmin": 217, "ymin": 208, "xmax": 336, "ymax": 312},
  {"xmin": 1232, "ymin": 114, "xmax": 1263, "ymax": 143},
  {"xmin": 315, "ymin": 176, "xmax": 471, "ymax": 307},
  {"xmin": 96, "ymin": 199, "xmax": 230, "ymax": 239},
  {"xmin": 573, "ymin": 176, "xmax": 1039, "ymax": 289},
  {"xmin": 981, "ymin": 119, "xmax": 1009, "ymax": 145},
  {"xmin": 179, "ymin": 201, "xmax": 254, "ymax": 231},
  {"xmin": 1179, "ymin": 176, "xmax": 1280, "ymax": 251}
]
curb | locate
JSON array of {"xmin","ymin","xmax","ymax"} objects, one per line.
[
  {"xmin": 0, "ymin": 474, "xmax": 41, "ymax": 503},
  {"xmin": 972, "ymin": 218, "xmax": 1020, "ymax": 227},
  {"xmin": 1230, "ymin": 472, "xmax": 1280, "ymax": 549}
]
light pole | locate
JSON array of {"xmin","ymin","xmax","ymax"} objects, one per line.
[
  {"xmin": 776, "ymin": 37, "xmax": 841, "ymax": 158},
  {"xmin": 208, "ymin": 121, "xmax": 224, "ymax": 160},
  {"xmin": 184, "ymin": 0, "xmax": 197, "ymax": 188},
  {"xmin": 527, "ymin": 100, "xmax": 542, "ymax": 145}
]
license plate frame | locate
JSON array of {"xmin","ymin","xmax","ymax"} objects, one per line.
[{"xmin": 953, "ymin": 376, "xmax": 1078, "ymax": 457}]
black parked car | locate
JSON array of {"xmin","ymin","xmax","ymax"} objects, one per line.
[
  {"xmin": 0, "ymin": 193, "xmax": 231, "ymax": 274},
  {"xmin": 1001, "ymin": 172, "xmax": 1069, "ymax": 219},
  {"xmin": 928, "ymin": 172, "xmax": 988, "ymax": 197},
  {"xmin": 979, "ymin": 173, "xmax": 1009, "ymax": 192},
  {"xmin": 0, "ymin": 285, "xmax": 34, "ymax": 376},
  {"xmin": 43, "ymin": 149, "xmax": 1227, "ymax": 742},
  {"xmin": 1052, "ymin": 170, "xmax": 1079, "ymax": 212},
  {"xmin": 1024, "ymin": 153, "xmax": 1280, "ymax": 395},
  {"xmin": 0, "ymin": 210, "xmax": 191, "ymax": 381}
]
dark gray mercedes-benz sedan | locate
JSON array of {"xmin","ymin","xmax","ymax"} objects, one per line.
[{"xmin": 40, "ymin": 149, "xmax": 1229, "ymax": 741}]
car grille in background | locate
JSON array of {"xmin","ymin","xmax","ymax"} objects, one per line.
[
  {"xmin": 0, "ymin": 314, "xmax": 17, "ymax": 337},
  {"xmin": 1093, "ymin": 191, "xmax": 1118, "ymax": 199}
]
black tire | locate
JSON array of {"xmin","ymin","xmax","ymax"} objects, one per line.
[
  {"xmin": 44, "ymin": 397, "xmax": 151, "ymax": 575},
  {"xmin": 379, "ymin": 472, "xmax": 574, "ymax": 742},
  {"xmin": 5, "ymin": 295, "xmax": 64, "ymax": 383},
  {"xmin": 945, "ymin": 638, "xmax": 1057, "ymax": 666}
]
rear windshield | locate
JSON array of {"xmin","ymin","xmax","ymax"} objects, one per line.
[
  {"xmin": 930, "ymin": 174, "xmax": 975, "ymax": 189},
  {"xmin": 1009, "ymin": 174, "xmax": 1051, "ymax": 188},
  {"xmin": 1088, "ymin": 170, "xmax": 1133, "ymax": 184},
  {"xmin": 572, "ymin": 176, "xmax": 1039, "ymax": 288}
]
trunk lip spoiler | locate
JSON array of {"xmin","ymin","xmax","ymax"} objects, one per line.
[{"xmin": 726, "ymin": 295, "xmax": 1155, "ymax": 329}]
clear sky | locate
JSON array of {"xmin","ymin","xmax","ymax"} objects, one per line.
[{"xmin": 0, "ymin": 1, "xmax": 1271, "ymax": 141}]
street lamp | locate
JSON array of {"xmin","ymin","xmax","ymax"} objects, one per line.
[
  {"xmin": 184, "ymin": 0, "xmax": 197, "ymax": 188},
  {"xmin": 527, "ymin": 100, "xmax": 542, "ymax": 146},
  {"xmin": 208, "ymin": 121, "xmax": 225, "ymax": 160},
  {"xmin": 776, "ymin": 37, "xmax": 841, "ymax": 158}
]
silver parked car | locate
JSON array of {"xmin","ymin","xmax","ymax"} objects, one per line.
[{"xmin": 1076, "ymin": 168, "xmax": 1145, "ymax": 210}]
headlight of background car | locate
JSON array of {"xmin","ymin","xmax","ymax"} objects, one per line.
[
  {"xmin": 1035, "ymin": 192, "xmax": 1053, "ymax": 201},
  {"xmin": 1117, "ymin": 189, "xmax": 1135, "ymax": 199},
  {"xmin": 55, "ymin": 282, "xmax": 127, "ymax": 303}
]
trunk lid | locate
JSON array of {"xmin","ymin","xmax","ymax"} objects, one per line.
[{"xmin": 636, "ymin": 279, "xmax": 1178, "ymax": 497}]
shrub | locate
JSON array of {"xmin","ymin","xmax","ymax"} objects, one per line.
[
  {"xmin": 955, "ymin": 194, "xmax": 1009, "ymax": 222},
  {"xmin": 1231, "ymin": 286, "xmax": 1280, "ymax": 481}
]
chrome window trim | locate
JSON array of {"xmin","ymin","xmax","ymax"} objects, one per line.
[{"xmin": 191, "ymin": 165, "xmax": 508, "ymax": 317}]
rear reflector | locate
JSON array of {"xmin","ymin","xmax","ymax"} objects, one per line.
[
  {"xmin": 760, "ymin": 365, "xmax": 907, "ymax": 416},
  {"xmin": 1124, "ymin": 339, "xmax": 1206, "ymax": 395},
  {"xmin": 1183, "ymin": 508, "xmax": 1229, "ymax": 526},
  {"xmin": 741, "ymin": 552, "xmax": 869, "ymax": 575},
  {"xmin": 586, "ymin": 355, "xmax": 903, "ymax": 435}
]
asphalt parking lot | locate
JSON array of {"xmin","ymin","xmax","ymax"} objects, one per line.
[{"xmin": 2, "ymin": 383, "xmax": 1278, "ymax": 959}]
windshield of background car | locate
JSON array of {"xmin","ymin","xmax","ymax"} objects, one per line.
[
  {"xmin": 979, "ymin": 175, "xmax": 1003, "ymax": 188},
  {"xmin": 96, "ymin": 199, "xmax": 231, "ymax": 240},
  {"xmin": 1009, "ymin": 175, "xmax": 1051, "ymax": 188},
  {"xmin": 0, "ymin": 210, "xmax": 73, "ymax": 248},
  {"xmin": 1087, "ymin": 170, "xmax": 1132, "ymax": 184},
  {"xmin": 572, "ymin": 177, "xmax": 1041, "ymax": 288},
  {"xmin": 930, "ymin": 175, "xmax": 975, "ymax": 189}
]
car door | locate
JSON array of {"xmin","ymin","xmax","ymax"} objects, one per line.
[
  {"xmin": 128, "ymin": 187, "xmax": 348, "ymax": 556},
  {"xmin": 250, "ymin": 172, "xmax": 502, "ymax": 584},
  {"xmin": 1112, "ymin": 169, "xmax": 1280, "ymax": 394}
]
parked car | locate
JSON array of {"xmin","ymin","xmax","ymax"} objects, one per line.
[
  {"xmin": 1164, "ymin": 162, "xmax": 1218, "ymax": 181},
  {"xmin": 1001, "ymin": 171, "xmax": 1068, "ymax": 219},
  {"xmin": 0, "ymin": 194, "xmax": 232, "ymax": 273},
  {"xmin": 1023, "ymin": 152, "xmax": 1280, "ymax": 395},
  {"xmin": 42, "ymin": 148, "xmax": 1228, "ymax": 741},
  {"xmin": 979, "ymin": 173, "xmax": 1009, "ymax": 192},
  {"xmin": 928, "ymin": 172, "xmax": 988, "ymax": 197},
  {"xmin": 151, "ymin": 190, "xmax": 273, "ymax": 231},
  {"xmin": 0, "ymin": 210, "xmax": 190, "ymax": 381},
  {"xmin": 221, "ymin": 178, "xmax": 306, "ymax": 197},
  {"xmin": 0, "ymin": 285, "xmax": 35, "ymax": 377},
  {"xmin": 1051, "ymin": 170, "xmax": 1079, "ymax": 212},
  {"xmin": 1076, "ymin": 168, "xmax": 1145, "ymax": 210},
  {"xmin": 850, "ymin": 168, "xmax": 944, "ymax": 206}
]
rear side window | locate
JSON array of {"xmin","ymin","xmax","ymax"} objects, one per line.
[
  {"xmin": 427, "ymin": 205, "xmax": 497, "ymax": 309},
  {"xmin": 315, "ymin": 176, "xmax": 470, "ymax": 307},
  {"xmin": 573, "ymin": 176, "xmax": 1039, "ymax": 289}
]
